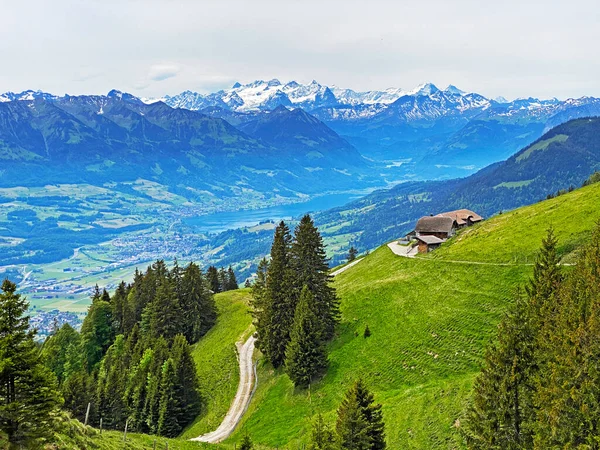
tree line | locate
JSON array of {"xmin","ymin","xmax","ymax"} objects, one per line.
[
  {"xmin": 206, "ymin": 265, "xmax": 238, "ymax": 293},
  {"xmin": 251, "ymin": 215, "xmax": 339, "ymax": 388},
  {"xmin": 464, "ymin": 224, "xmax": 600, "ymax": 448},
  {"xmin": 43, "ymin": 260, "xmax": 217, "ymax": 437}
]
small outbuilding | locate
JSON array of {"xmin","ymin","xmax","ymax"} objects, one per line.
[{"xmin": 415, "ymin": 235, "xmax": 446, "ymax": 253}]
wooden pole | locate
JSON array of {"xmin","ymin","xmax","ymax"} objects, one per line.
[
  {"xmin": 99, "ymin": 417, "xmax": 103, "ymax": 434},
  {"xmin": 153, "ymin": 439, "xmax": 157, "ymax": 450},
  {"xmin": 84, "ymin": 402, "xmax": 91, "ymax": 426},
  {"xmin": 123, "ymin": 419, "xmax": 129, "ymax": 442}
]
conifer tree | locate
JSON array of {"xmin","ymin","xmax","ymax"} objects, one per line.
[
  {"xmin": 170, "ymin": 334, "xmax": 201, "ymax": 427},
  {"xmin": 226, "ymin": 266, "xmax": 238, "ymax": 290},
  {"xmin": 336, "ymin": 380, "xmax": 386, "ymax": 450},
  {"xmin": 239, "ymin": 434, "xmax": 254, "ymax": 450},
  {"xmin": 80, "ymin": 292, "xmax": 114, "ymax": 371},
  {"xmin": 207, "ymin": 266, "xmax": 221, "ymax": 293},
  {"xmin": 157, "ymin": 359, "xmax": 180, "ymax": 437},
  {"xmin": 285, "ymin": 286, "xmax": 328, "ymax": 388},
  {"xmin": 250, "ymin": 258, "xmax": 270, "ymax": 351},
  {"xmin": 348, "ymin": 246, "xmax": 358, "ymax": 262},
  {"xmin": 263, "ymin": 221, "xmax": 294, "ymax": 367},
  {"xmin": 534, "ymin": 224, "xmax": 600, "ymax": 447},
  {"xmin": 179, "ymin": 263, "xmax": 216, "ymax": 342},
  {"xmin": 142, "ymin": 282, "xmax": 183, "ymax": 343},
  {"xmin": 0, "ymin": 279, "xmax": 61, "ymax": 446},
  {"xmin": 291, "ymin": 214, "xmax": 340, "ymax": 340},
  {"xmin": 218, "ymin": 267, "xmax": 228, "ymax": 292},
  {"xmin": 96, "ymin": 335, "xmax": 128, "ymax": 429},
  {"xmin": 308, "ymin": 414, "xmax": 338, "ymax": 450},
  {"xmin": 111, "ymin": 281, "xmax": 128, "ymax": 334},
  {"xmin": 41, "ymin": 322, "xmax": 82, "ymax": 384},
  {"xmin": 144, "ymin": 337, "xmax": 169, "ymax": 433},
  {"xmin": 464, "ymin": 290, "xmax": 535, "ymax": 449}
]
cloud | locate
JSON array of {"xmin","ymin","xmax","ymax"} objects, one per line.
[{"xmin": 148, "ymin": 64, "xmax": 181, "ymax": 82}]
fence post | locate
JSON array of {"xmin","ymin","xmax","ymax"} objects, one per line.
[
  {"xmin": 99, "ymin": 417, "xmax": 103, "ymax": 434},
  {"xmin": 123, "ymin": 419, "xmax": 129, "ymax": 442},
  {"xmin": 153, "ymin": 439, "xmax": 157, "ymax": 450},
  {"xmin": 84, "ymin": 402, "xmax": 91, "ymax": 426}
]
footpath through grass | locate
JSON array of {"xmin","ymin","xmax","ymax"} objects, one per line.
[
  {"xmin": 230, "ymin": 182, "xmax": 600, "ymax": 449},
  {"xmin": 181, "ymin": 288, "xmax": 254, "ymax": 439}
]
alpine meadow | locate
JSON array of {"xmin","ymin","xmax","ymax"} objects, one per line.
[{"xmin": 2, "ymin": 1, "xmax": 600, "ymax": 449}]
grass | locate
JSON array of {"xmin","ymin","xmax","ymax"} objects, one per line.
[
  {"xmin": 228, "ymin": 182, "xmax": 600, "ymax": 449},
  {"xmin": 516, "ymin": 133, "xmax": 568, "ymax": 162},
  {"xmin": 181, "ymin": 289, "xmax": 254, "ymax": 439}
]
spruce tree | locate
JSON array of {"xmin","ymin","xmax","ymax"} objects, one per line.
[
  {"xmin": 308, "ymin": 414, "xmax": 337, "ymax": 450},
  {"xmin": 226, "ymin": 266, "xmax": 238, "ymax": 291},
  {"xmin": 80, "ymin": 294, "xmax": 114, "ymax": 371},
  {"xmin": 291, "ymin": 214, "xmax": 340, "ymax": 340},
  {"xmin": 180, "ymin": 263, "xmax": 216, "ymax": 342},
  {"xmin": 534, "ymin": 223, "xmax": 600, "ymax": 447},
  {"xmin": 207, "ymin": 266, "xmax": 221, "ymax": 293},
  {"xmin": 348, "ymin": 246, "xmax": 358, "ymax": 262},
  {"xmin": 142, "ymin": 282, "xmax": 183, "ymax": 343},
  {"xmin": 239, "ymin": 434, "xmax": 254, "ymax": 450},
  {"xmin": 264, "ymin": 221, "xmax": 294, "ymax": 367},
  {"xmin": 157, "ymin": 358, "xmax": 180, "ymax": 437},
  {"xmin": 285, "ymin": 286, "xmax": 328, "ymax": 388},
  {"xmin": 0, "ymin": 279, "xmax": 61, "ymax": 446},
  {"xmin": 336, "ymin": 380, "xmax": 386, "ymax": 450},
  {"xmin": 41, "ymin": 322, "xmax": 82, "ymax": 384},
  {"xmin": 464, "ymin": 290, "xmax": 535, "ymax": 449},
  {"xmin": 170, "ymin": 334, "xmax": 201, "ymax": 427},
  {"xmin": 111, "ymin": 281, "xmax": 128, "ymax": 334}
]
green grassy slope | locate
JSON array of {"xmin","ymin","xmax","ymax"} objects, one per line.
[
  {"xmin": 231, "ymin": 182, "xmax": 600, "ymax": 449},
  {"xmin": 182, "ymin": 289, "xmax": 254, "ymax": 439}
]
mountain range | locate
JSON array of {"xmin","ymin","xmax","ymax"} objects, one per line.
[
  {"xmin": 0, "ymin": 90, "xmax": 371, "ymax": 197},
  {"xmin": 146, "ymin": 80, "xmax": 600, "ymax": 170}
]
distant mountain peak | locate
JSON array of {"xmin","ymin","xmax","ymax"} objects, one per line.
[
  {"xmin": 231, "ymin": 82, "xmax": 242, "ymax": 89},
  {"xmin": 408, "ymin": 83, "xmax": 440, "ymax": 96},
  {"xmin": 444, "ymin": 85, "xmax": 466, "ymax": 96}
]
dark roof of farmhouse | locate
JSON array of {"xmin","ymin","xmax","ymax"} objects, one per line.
[
  {"xmin": 415, "ymin": 216, "xmax": 454, "ymax": 234},
  {"xmin": 437, "ymin": 209, "xmax": 483, "ymax": 225}
]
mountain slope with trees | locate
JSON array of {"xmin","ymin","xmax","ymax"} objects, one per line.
[
  {"xmin": 316, "ymin": 117, "xmax": 600, "ymax": 254},
  {"xmin": 230, "ymin": 180, "xmax": 600, "ymax": 449}
]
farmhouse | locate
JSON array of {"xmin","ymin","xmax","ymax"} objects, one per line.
[{"xmin": 412, "ymin": 209, "xmax": 483, "ymax": 253}]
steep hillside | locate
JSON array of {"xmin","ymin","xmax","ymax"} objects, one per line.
[
  {"xmin": 317, "ymin": 117, "xmax": 600, "ymax": 253},
  {"xmin": 231, "ymin": 181, "xmax": 600, "ymax": 449},
  {"xmin": 0, "ymin": 92, "xmax": 373, "ymax": 195}
]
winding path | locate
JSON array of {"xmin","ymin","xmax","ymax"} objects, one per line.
[
  {"xmin": 193, "ymin": 256, "xmax": 366, "ymax": 443},
  {"xmin": 191, "ymin": 335, "xmax": 257, "ymax": 443}
]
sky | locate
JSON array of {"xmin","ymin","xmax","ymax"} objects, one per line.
[{"xmin": 1, "ymin": 0, "xmax": 599, "ymax": 100}]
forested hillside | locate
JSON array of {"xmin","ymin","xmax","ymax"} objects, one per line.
[{"xmin": 316, "ymin": 117, "xmax": 600, "ymax": 253}]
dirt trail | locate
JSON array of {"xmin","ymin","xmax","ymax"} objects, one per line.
[
  {"xmin": 193, "ymin": 257, "xmax": 365, "ymax": 443},
  {"xmin": 191, "ymin": 335, "xmax": 257, "ymax": 443}
]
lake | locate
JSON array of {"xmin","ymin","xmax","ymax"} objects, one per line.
[{"xmin": 184, "ymin": 192, "xmax": 360, "ymax": 234}]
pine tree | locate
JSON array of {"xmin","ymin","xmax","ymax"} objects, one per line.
[
  {"xmin": 96, "ymin": 335, "xmax": 128, "ymax": 429},
  {"xmin": 157, "ymin": 358, "xmax": 180, "ymax": 437},
  {"xmin": 218, "ymin": 267, "xmax": 228, "ymax": 292},
  {"xmin": 336, "ymin": 380, "xmax": 386, "ymax": 450},
  {"xmin": 144, "ymin": 337, "xmax": 169, "ymax": 433},
  {"xmin": 348, "ymin": 246, "xmax": 358, "ymax": 262},
  {"xmin": 308, "ymin": 414, "xmax": 337, "ymax": 450},
  {"xmin": 285, "ymin": 286, "xmax": 328, "ymax": 388},
  {"xmin": 239, "ymin": 434, "xmax": 254, "ymax": 450},
  {"xmin": 0, "ymin": 279, "xmax": 62, "ymax": 446},
  {"xmin": 291, "ymin": 214, "xmax": 340, "ymax": 340},
  {"xmin": 464, "ymin": 290, "xmax": 535, "ymax": 449},
  {"xmin": 207, "ymin": 266, "xmax": 221, "ymax": 293}
]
